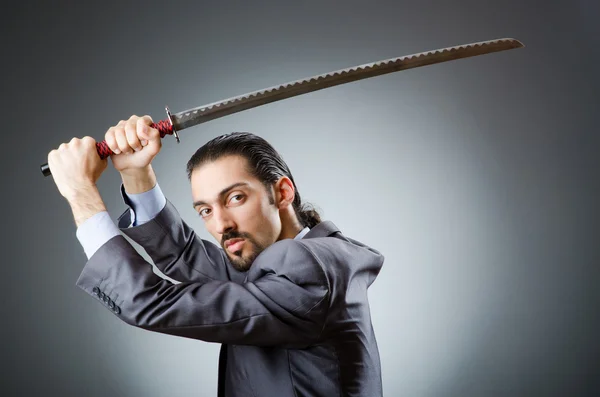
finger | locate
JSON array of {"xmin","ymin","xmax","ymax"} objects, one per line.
[
  {"xmin": 47, "ymin": 149, "xmax": 57, "ymax": 164},
  {"xmin": 116, "ymin": 119, "xmax": 127, "ymax": 128},
  {"xmin": 136, "ymin": 117, "xmax": 151, "ymax": 146},
  {"xmin": 82, "ymin": 136, "xmax": 95, "ymax": 148},
  {"xmin": 127, "ymin": 114, "xmax": 141, "ymax": 133},
  {"xmin": 114, "ymin": 127, "xmax": 131, "ymax": 154},
  {"xmin": 141, "ymin": 115, "xmax": 161, "ymax": 144},
  {"xmin": 47, "ymin": 150, "xmax": 58, "ymax": 173},
  {"xmin": 105, "ymin": 128, "xmax": 120, "ymax": 154},
  {"xmin": 125, "ymin": 119, "xmax": 143, "ymax": 152},
  {"xmin": 140, "ymin": 114, "xmax": 154, "ymax": 127}
]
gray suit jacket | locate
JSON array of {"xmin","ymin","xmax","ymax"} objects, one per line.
[{"xmin": 76, "ymin": 196, "xmax": 385, "ymax": 397}]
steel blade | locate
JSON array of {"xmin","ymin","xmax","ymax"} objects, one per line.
[{"xmin": 172, "ymin": 37, "xmax": 524, "ymax": 130}]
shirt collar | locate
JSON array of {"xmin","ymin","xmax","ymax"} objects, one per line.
[{"xmin": 294, "ymin": 226, "xmax": 310, "ymax": 240}]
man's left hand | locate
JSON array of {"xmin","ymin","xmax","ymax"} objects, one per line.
[{"xmin": 47, "ymin": 136, "xmax": 108, "ymax": 201}]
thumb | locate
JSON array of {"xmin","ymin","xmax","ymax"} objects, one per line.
[
  {"xmin": 141, "ymin": 125, "xmax": 162, "ymax": 155},
  {"xmin": 144, "ymin": 125, "xmax": 161, "ymax": 147},
  {"xmin": 138, "ymin": 117, "xmax": 160, "ymax": 147}
]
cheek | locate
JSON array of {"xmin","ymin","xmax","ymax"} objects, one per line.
[
  {"xmin": 259, "ymin": 199, "xmax": 281, "ymax": 236},
  {"xmin": 244, "ymin": 200, "xmax": 278, "ymax": 236}
]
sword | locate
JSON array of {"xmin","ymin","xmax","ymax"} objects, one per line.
[{"xmin": 40, "ymin": 37, "xmax": 524, "ymax": 177}]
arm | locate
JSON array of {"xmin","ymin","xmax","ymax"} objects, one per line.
[
  {"xmin": 117, "ymin": 166, "xmax": 243, "ymax": 283},
  {"xmin": 50, "ymin": 135, "xmax": 329, "ymax": 347},
  {"xmin": 75, "ymin": 165, "xmax": 242, "ymax": 284},
  {"xmin": 95, "ymin": 115, "xmax": 242, "ymax": 283},
  {"xmin": 75, "ymin": 234, "xmax": 330, "ymax": 348}
]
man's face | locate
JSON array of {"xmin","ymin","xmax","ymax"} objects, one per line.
[{"xmin": 190, "ymin": 155, "xmax": 282, "ymax": 271}]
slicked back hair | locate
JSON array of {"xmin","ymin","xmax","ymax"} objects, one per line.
[{"xmin": 186, "ymin": 132, "xmax": 321, "ymax": 228}]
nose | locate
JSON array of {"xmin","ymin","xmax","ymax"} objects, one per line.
[{"xmin": 213, "ymin": 208, "xmax": 236, "ymax": 235}]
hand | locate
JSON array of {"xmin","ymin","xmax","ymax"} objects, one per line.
[
  {"xmin": 47, "ymin": 136, "xmax": 108, "ymax": 200},
  {"xmin": 104, "ymin": 115, "xmax": 162, "ymax": 174}
]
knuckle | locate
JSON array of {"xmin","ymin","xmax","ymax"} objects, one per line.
[
  {"xmin": 126, "ymin": 127, "xmax": 138, "ymax": 139},
  {"xmin": 107, "ymin": 138, "xmax": 119, "ymax": 152},
  {"xmin": 125, "ymin": 130, "xmax": 136, "ymax": 141},
  {"xmin": 138, "ymin": 122, "xmax": 148, "ymax": 134}
]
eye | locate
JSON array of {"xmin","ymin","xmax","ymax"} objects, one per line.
[
  {"xmin": 198, "ymin": 208, "xmax": 211, "ymax": 218},
  {"xmin": 229, "ymin": 194, "xmax": 245, "ymax": 204}
]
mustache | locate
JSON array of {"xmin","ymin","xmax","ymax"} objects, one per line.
[{"xmin": 221, "ymin": 231, "xmax": 252, "ymax": 246}]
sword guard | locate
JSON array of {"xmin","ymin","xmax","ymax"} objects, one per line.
[
  {"xmin": 165, "ymin": 106, "xmax": 180, "ymax": 143},
  {"xmin": 150, "ymin": 106, "xmax": 179, "ymax": 143}
]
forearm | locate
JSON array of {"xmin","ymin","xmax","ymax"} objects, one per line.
[
  {"xmin": 67, "ymin": 186, "xmax": 107, "ymax": 228},
  {"xmin": 120, "ymin": 197, "xmax": 235, "ymax": 283},
  {"xmin": 75, "ymin": 235, "xmax": 327, "ymax": 346},
  {"xmin": 120, "ymin": 165, "xmax": 157, "ymax": 194}
]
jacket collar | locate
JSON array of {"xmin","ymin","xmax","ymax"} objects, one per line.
[{"xmin": 303, "ymin": 221, "xmax": 340, "ymax": 239}]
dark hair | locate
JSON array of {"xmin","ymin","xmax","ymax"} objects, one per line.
[{"xmin": 186, "ymin": 132, "xmax": 321, "ymax": 228}]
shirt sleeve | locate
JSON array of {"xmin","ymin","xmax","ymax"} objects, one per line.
[
  {"xmin": 75, "ymin": 211, "xmax": 121, "ymax": 259},
  {"xmin": 121, "ymin": 182, "xmax": 167, "ymax": 227},
  {"xmin": 75, "ymin": 182, "xmax": 167, "ymax": 260}
]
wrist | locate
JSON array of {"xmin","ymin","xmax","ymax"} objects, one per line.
[
  {"xmin": 120, "ymin": 165, "xmax": 157, "ymax": 194},
  {"xmin": 66, "ymin": 186, "xmax": 107, "ymax": 227}
]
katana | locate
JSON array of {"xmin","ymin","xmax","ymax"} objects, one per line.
[{"xmin": 40, "ymin": 37, "xmax": 524, "ymax": 177}]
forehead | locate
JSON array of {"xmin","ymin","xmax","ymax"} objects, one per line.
[{"xmin": 190, "ymin": 155, "xmax": 258, "ymax": 201}]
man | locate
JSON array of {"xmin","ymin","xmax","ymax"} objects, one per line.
[{"xmin": 47, "ymin": 115, "xmax": 385, "ymax": 397}]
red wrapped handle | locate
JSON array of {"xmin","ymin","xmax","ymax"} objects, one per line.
[{"xmin": 40, "ymin": 118, "xmax": 174, "ymax": 177}]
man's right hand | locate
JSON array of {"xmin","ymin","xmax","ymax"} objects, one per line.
[{"xmin": 104, "ymin": 115, "xmax": 162, "ymax": 174}]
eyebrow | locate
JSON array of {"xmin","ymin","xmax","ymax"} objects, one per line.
[{"xmin": 192, "ymin": 182, "xmax": 249, "ymax": 209}]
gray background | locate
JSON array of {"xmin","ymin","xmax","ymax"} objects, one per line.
[{"xmin": 3, "ymin": 0, "xmax": 599, "ymax": 396}]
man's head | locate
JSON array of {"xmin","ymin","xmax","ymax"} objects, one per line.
[{"xmin": 186, "ymin": 132, "xmax": 320, "ymax": 271}]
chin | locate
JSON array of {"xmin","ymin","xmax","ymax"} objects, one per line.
[
  {"xmin": 230, "ymin": 257, "xmax": 253, "ymax": 272},
  {"xmin": 224, "ymin": 238, "xmax": 268, "ymax": 272},
  {"xmin": 228, "ymin": 248, "xmax": 260, "ymax": 272}
]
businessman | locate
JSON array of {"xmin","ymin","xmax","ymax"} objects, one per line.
[{"xmin": 47, "ymin": 115, "xmax": 385, "ymax": 397}]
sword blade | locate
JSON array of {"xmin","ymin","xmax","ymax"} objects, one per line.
[{"xmin": 172, "ymin": 37, "xmax": 523, "ymax": 130}]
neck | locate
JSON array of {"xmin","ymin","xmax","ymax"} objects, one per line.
[{"xmin": 278, "ymin": 208, "xmax": 304, "ymax": 240}]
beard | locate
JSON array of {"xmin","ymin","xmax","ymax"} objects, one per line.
[{"xmin": 222, "ymin": 231, "xmax": 267, "ymax": 272}]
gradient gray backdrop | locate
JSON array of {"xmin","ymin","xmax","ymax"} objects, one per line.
[{"xmin": 3, "ymin": 1, "xmax": 599, "ymax": 396}]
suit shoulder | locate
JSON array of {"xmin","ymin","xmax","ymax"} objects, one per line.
[
  {"xmin": 249, "ymin": 238, "xmax": 329, "ymax": 285},
  {"xmin": 297, "ymin": 235, "xmax": 384, "ymax": 263},
  {"xmin": 295, "ymin": 235, "xmax": 385, "ymax": 284}
]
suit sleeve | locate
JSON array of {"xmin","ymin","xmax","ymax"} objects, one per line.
[
  {"xmin": 117, "ymin": 183, "xmax": 244, "ymax": 284},
  {"xmin": 75, "ymin": 235, "xmax": 331, "ymax": 348}
]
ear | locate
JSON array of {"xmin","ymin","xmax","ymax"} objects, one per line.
[{"xmin": 274, "ymin": 176, "xmax": 295, "ymax": 209}]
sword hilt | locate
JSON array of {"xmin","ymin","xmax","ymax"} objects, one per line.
[{"xmin": 40, "ymin": 107, "xmax": 178, "ymax": 177}]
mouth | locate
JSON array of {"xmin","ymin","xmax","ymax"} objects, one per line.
[{"xmin": 225, "ymin": 238, "xmax": 245, "ymax": 253}]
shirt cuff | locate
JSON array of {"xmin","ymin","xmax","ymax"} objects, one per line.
[
  {"xmin": 76, "ymin": 211, "xmax": 121, "ymax": 259},
  {"xmin": 121, "ymin": 182, "xmax": 167, "ymax": 226}
]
